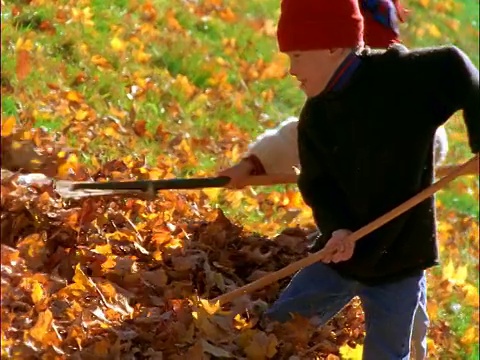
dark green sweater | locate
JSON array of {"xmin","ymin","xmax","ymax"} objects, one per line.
[{"xmin": 298, "ymin": 44, "xmax": 479, "ymax": 285}]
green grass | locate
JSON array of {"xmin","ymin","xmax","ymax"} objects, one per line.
[{"xmin": 439, "ymin": 296, "xmax": 477, "ymax": 359}]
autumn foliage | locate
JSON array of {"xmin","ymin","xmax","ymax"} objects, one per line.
[{"xmin": 1, "ymin": 125, "xmax": 366, "ymax": 359}]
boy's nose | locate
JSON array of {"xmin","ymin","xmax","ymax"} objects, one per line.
[{"xmin": 288, "ymin": 66, "xmax": 297, "ymax": 78}]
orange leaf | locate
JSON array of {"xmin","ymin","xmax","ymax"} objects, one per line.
[
  {"xmin": 91, "ymin": 54, "xmax": 111, "ymax": 68},
  {"xmin": 1, "ymin": 116, "xmax": 16, "ymax": 137},
  {"xmin": 29, "ymin": 309, "xmax": 53, "ymax": 342},
  {"xmin": 166, "ymin": 9, "xmax": 183, "ymax": 31},
  {"xmin": 219, "ymin": 7, "xmax": 236, "ymax": 22},
  {"xmin": 16, "ymin": 49, "xmax": 31, "ymax": 81},
  {"xmin": 66, "ymin": 90, "xmax": 83, "ymax": 103}
]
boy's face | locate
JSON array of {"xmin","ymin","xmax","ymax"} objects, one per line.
[{"xmin": 286, "ymin": 48, "xmax": 350, "ymax": 97}]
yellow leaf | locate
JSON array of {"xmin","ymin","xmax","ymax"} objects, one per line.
[
  {"xmin": 148, "ymin": 169, "xmax": 163, "ymax": 180},
  {"xmin": 73, "ymin": 264, "xmax": 93, "ymax": 291},
  {"xmin": 461, "ymin": 326, "xmax": 478, "ymax": 345},
  {"xmin": 339, "ymin": 344, "xmax": 363, "ymax": 360},
  {"xmin": 233, "ymin": 314, "xmax": 250, "ymax": 330},
  {"xmin": 104, "ymin": 126, "xmax": 120, "ymax": 139},
  {"xmin": 29, "ymin": 309, "xmax": 53, "ymax": 342},
  {"xmin": 442, "ymin": 259, "xmax": 467, "ymax": 285},
  {"xmin": 15, "ymin": 37, "xmax": 34, "ymax": 51},
  {"xmin": 93, "ymin": 244, "xmax": 112, "ymax": 255},
  {"xmin": 199, "ymin": 299, "xmax": 220, "ymax": 315},
  {"xmin": 419, "ymin": 0, "xmax": 429, "ymax": 8},
  {"xmin": 110, "ymin": 36, "xmax": 127, "ymax": 52},
  {"xmin": 463, "ymin": 284, "xmax": 479, "ymax": 307},
  {"xmin": 442, "ymin": 259, "xmax": 454, "ymax": 281},
  {"xmin": 202, "ymin": 188, "xmax": 221, "ymax": 202},
  {"xmin": 58, "ymin": 153, "xmax": 79, "ymax": 178},
  {"xmin": 152, "ymin": 250, "xmax": 163, "ymax": 261},
  {"xmin": 1, "ymin": 116, "xmax": 16, "ymax": 137},
  {"xmin": 31, "ymin": 281, "xmax": 44, "ymax": 305},
  {"xmin": 71, "ymin": 7, "xmax": 94, "ymax": 26},
  {"xmin": 75, "ymin": 109, "xmax": 89, "ymax": 121},
  {"xmin": 427, "ymin": 24, "xmax": 442, "ymax": 38}
]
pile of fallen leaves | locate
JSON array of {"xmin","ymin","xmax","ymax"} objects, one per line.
[{"xmin": 1, "ymin": 132, "xmax": 364, "ymax": 360}]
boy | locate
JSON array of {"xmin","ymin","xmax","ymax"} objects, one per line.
[
  {"xmin": 220, "ymin": 2, "xmax": 446, "ymax": 357},
  {"xmin": 224, "ymin": 0, "xmax": 480, "ymax": 359}
]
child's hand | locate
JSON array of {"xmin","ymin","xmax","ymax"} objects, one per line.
[
  {"xmin": 218, "ymin": 159, "xmax": 254, "ymax": 189},
  {"xmin": 321, "ymin": 229, "xmax": 355, "ymax": 263}
]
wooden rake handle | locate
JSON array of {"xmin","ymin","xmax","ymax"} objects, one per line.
[{"xmin": 213, "ymin": 155, "xmax": 479, "ymax": 306}]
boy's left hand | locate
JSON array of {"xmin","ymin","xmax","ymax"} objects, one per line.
[{"xmin": 321, "ymin": 229, "xmax": 355, "ymax": 263}]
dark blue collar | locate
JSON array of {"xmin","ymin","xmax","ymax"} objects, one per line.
[{"xmin": 324, "ymin": 52, "xmax": 362, "ymax": 93}]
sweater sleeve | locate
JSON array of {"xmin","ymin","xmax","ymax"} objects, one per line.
[
  {"xmin": 449, "ymin": 47, "xmax": 480, "ymax": 153},
  {"xmin": 433, "ymin": 46, "xmax": 480, "ymax": 153},
  {"xmin": 245, "ymin": 116, "xmax": 300, "ymax": 174}
]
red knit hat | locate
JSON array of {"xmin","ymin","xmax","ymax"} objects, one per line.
[{"xmin": 277, "ymin": 0, "xmax": 364, "ymax": 52}]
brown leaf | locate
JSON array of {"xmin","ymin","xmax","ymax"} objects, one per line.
[
  {"xmin": 236, "ymin": 330, "xmax": 279, "ymax": 360},
  {"xmin": 16, "ymin": 232, "xmax": 48, "ymax": 270},
  {"xmin": 133, "ymin": 120, "xmax": 148, "ymax": 137},
  {"xmin": 142, "ymin": 268, "xmax": 169, "ymax": 288},
  {"xmin": 201, "ymin": 339, "xmax": 235, "ymax": 358}
]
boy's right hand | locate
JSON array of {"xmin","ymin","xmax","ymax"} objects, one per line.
[{"xmin": 218, "ymin": 158, "xmax": 254, "ymax": 189}]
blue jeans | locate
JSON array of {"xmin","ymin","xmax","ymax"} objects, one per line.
[{"xmin": 265, "ymin": 262, "xmax": 428, "ymax": 360}]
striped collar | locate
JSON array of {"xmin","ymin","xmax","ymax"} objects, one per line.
[{"xmin": 324, "ymin": 52, "xmax": 362, "ymax": 93}]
